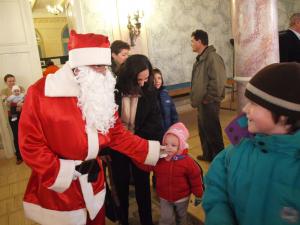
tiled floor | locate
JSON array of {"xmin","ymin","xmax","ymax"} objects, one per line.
[
  {"xmin": 0, "ymin": 157, "xmax": 36, "ymax": 225},
  {"xmin": 0, "ymin": 102, "xmax": 237, "ymax": 225}
]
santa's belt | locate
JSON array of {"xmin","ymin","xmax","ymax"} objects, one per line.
[{"xmin": 75, "ymin": 159, "xmax": 100, "ymax": 182}]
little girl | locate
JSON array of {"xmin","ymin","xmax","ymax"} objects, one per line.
[
  {"xmin": 153, "ymin": 68, "xmax": 178, "ymax": 132},
  {"xmin": 136, "ymin": 122, "xmax": 203, "ymax": 225}
]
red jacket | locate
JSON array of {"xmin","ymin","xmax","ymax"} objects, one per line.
[{"xmin": 137, "ymin": 151, "xmax": 203, "ymax": 202}]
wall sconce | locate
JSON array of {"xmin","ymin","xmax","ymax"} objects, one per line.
[{"xmin": 127, "ymin": 10, "xmax": 143, "ymax": 46}]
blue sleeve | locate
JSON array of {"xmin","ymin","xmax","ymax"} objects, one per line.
[
  {"xmin": 169, "ymin": 96, "xmax": 178, "ymax": 124},
  {"xmin": 202, "ymin": 147, "xmax": 237, "ymax": 225}
]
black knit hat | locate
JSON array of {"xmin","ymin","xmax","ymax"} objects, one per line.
[{"xmin": 245, "ymin": 62, "xmax": 300, "ymax": 119}]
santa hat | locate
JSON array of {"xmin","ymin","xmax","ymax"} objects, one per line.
[
  {"xmin": 245, "ymin": 62, "xmax": 300, "ymax": 119},
  {"xmin": 68, "ymin": 30, "xmax": 111, "ymax": 69},
  {"xmin": 163, "ymin": 122, "xmax": 189, "ymax": 150},
  {"xmin": 12, "ymin": 85, "xmax": 20, "ymax": 92}
]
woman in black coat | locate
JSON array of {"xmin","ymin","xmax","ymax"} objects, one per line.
[{"xmin": 110, "ymin": 54, "xmax": 163, "ymax": 225}]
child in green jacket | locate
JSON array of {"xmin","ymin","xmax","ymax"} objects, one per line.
[{"xmin": 202, "ymin": 62, "xmax": 300, "ymax": 225}]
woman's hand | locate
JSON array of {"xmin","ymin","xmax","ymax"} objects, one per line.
[
  {"xmin": 17, "ymin": 102, "xmax": 23, "ymax": 107},
  {"xmin": 16, "ymin": 102, "xmax": 23, "ymax": 111}
]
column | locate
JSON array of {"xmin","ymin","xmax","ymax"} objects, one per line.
[{"xmin": 231, "ymin": 0, "xmax": 279, "ymax": 111}]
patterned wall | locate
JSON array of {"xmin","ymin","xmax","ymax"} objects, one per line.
[
  {"xmin": 79, "ymin": 0, "xmax": 300, "ymax": 86},
  {"xmin": 146, "ymin": 0, "xmax": 300, "ymax": 86},
  {"xmin": 80, "ymin": 0, "xmax": 114, "ymax": 38},
  {"xmin": 147, "ymin": 0, "xmax": 232, "ymax": 86},
  {"xmin": 278, "ymin": 0, "xmax": 300, "ymax": 31}
]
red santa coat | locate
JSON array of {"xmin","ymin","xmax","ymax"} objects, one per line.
[{"xmin": 19, "ymin": 63, "xmax": 160, "ymax": 225}]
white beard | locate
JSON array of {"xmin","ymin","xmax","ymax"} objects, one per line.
[{"xmin": 74, "ymin": 66, "xmax": 118, "ymax": 134}]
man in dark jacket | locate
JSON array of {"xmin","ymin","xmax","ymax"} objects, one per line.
[
  {"xmin": 190, "ymin": 30, "xmax": 226, "ymax": 162},
  {"xmin": 279, "ymin": 13, "xmax": 300, "ymax": 63}
]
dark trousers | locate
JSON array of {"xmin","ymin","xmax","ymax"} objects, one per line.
[
  {"xmin": 8, "ymin": 113, "xmax": 22, "ymax": 160},
  {"xmin": 110, "ymin": 150, "xmax": 153, "ymax": 225},
  {"xmin": 197, "ymin": 102, "xmax": 224, "ymax": 161}
]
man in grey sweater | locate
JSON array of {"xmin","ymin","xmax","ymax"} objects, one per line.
[{"xmin": 190, "ymin": 29, "xmax": 226, "ymax": 162}]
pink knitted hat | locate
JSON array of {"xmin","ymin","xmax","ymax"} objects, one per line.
[{"xmin": 163, "ymin": 122, "xmax": 189, "ymax": 150}]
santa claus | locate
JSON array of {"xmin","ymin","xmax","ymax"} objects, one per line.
[{"xmin": 19, "ymin": 30, "xmax": 162, "ymax": 225}]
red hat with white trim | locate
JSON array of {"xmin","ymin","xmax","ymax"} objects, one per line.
[{"xmin": 68, "ymin": 30, "xmax": 111, "ymax": 69}]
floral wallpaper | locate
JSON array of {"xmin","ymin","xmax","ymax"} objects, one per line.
[
  {"xmin": 80, "ymin": 0, "xmax": 114, "ymax": 38},
  {"xmin": 79, "ymin": 0, "xmax": 300, "ymax": 86},
  {"xmin": 278, "ymin": 0, "xmax": 300, "ymax": 30},
  {"xmin": 146, "ymin": 0, "xmax": 300, "ymax": 85}
]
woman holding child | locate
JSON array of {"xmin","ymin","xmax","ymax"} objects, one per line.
[{"xmin": 1, "ymin": 74, "xmax": 25, "ymax": 164}]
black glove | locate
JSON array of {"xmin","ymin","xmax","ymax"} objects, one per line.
[{"xmin": 75, "ymin": 159, "xmax": 100, "ymax": 183}]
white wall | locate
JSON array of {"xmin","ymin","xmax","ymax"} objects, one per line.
[
  {"xmin": 0, "ymin": 0, "xmax": 42, "ymax": 158},
  {"xmin": 0, "ymin": 0, "xmax": 42, "ymax": 90}
]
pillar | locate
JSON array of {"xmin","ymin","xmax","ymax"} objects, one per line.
[{"xmin": 231, "ymin": 0, "xmax": 279, "ymax": 111}]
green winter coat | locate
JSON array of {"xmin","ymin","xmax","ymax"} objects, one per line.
[
  {"xmin": 203, "ymin": 130, "xmax": 300, "ymax": 225},
  {"xmin": 190, "ymin": 45, "xmax": 226, "ymax": 108}
]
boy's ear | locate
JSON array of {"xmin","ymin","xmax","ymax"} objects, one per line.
[
  {"xmin": 278, "ymin": 115, "xmax": 288, "ymax": 125},
  {"xmin": 278, "ymin": 116, "xmax": 292, "ymax": 131}
]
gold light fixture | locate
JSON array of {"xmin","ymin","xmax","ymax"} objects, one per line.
[
  {"xmin": 46, "ymin": 0, "xmax": 64, "ymax": 15},
  {"xmin": 127, "ymin": 10, "xmax": 143, "ymax": 46}
]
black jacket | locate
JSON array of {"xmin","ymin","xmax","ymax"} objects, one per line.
[
  {"xmin": 115, "ymin": 88, "xmax": 163, "ymax": 142},
  {"xmin": 279, "ymin": 29, "xmax": 300, "ymax": 63}
]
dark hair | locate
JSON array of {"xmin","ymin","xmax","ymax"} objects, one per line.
[
  {"xmin": 289, "ymin": 13, "xmax": 300, "ymax": 27},
  {"xmin": 117, "ymin": 54, "xmax": 154, "ymax": 95},
  {"xmin": 191, "ymin": 30, "xmax": 209, "ymax": 45},
  {"xmin": 153, "ymin": 68, "xmax": 164, "ymax": 89},
  {"xmin": 4, "ymin": 74, "xmax": 15, "ymax": 82},
  {"xmin": 111, "ymin": 40, "xmax": 130, "ymax": 55},
  {"xmin": 271, "ymin": 112, "xmax": 300, "ymax": 133},
  {"xmin": 45, "ymin": 60, "xmax": 54, "ymax": 67}
]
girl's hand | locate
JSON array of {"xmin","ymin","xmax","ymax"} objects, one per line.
[{"xmin": 194, "ymin": 197, "xmax": 202, "ymax": 206}]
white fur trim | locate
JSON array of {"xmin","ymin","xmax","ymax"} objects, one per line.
[
  {"xmin": 23, "ymin": 202, "xmax": 87, "ymax": 225},
  {"xmin": 45, "ymin": 63, "xmax": 80, "ymax": 97},
  {"xmin": 144, "ymin": 141, "xmax": 160, "ymax": 166},
  {"xmin": 79, "ymin": 175, "xmax": 106, "ymax": 220},
  {"xmin": 69, "ymin": 47, "xmax": 111, "ymax": 69},
  {"xmin": 86, "ymin": 127, "xmax": 99, "ymax": 160},
  {"xmin": 48, "ymin": 159, "xmax": 75, "ymax": 193}
]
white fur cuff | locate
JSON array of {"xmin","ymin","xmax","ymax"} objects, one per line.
[
  {"xmin": 144, "ymin": 141, "xmax": 160, "ymax": 166},
  {"xmin": 48, "ymin": 159, "xmax": 75, "ymax": 193}
]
